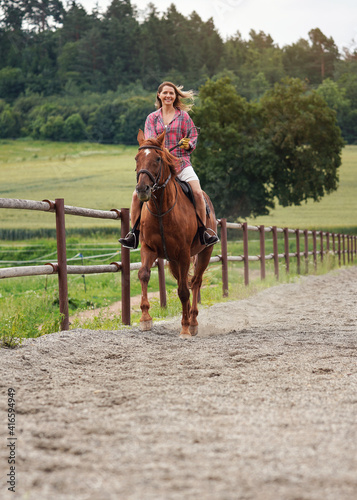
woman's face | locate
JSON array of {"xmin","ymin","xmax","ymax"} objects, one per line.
[{"xmin": 158, "ymin": 85, "xmax": 176, "ymax": 107}]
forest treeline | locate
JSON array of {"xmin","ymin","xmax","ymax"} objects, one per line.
[{"xmin": 0, "ymin": 0, "xmax": 357, "ymax": 144}]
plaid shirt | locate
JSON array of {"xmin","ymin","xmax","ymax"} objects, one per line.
[{"xmin": 144, "ymin": 108, "xmax": 198, "ymax": 173}]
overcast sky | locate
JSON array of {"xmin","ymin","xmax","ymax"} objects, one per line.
[{"xmin": 79, "ymin": 0, "xmax": 357, "ymax": 51}]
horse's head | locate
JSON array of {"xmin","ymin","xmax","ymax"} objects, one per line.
[{"xmin": 135, "ymin": 129, "xmax": 177, "ymax": 202}]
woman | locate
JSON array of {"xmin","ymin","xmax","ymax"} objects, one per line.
[{"xmin": 119, "ymin": 81, "xmax": 219, "ymax": 249}]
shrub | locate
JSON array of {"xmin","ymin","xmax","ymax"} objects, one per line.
[
  {"xmin": 0, "ymin": 107, "xmax": 21, "ymax": 138},
  {"xmin": 0, "ymin": 67, "xmax": 25, "ymax": 102},
  {"xmin": 63, "ymin": 113, "xmax": 87, "ymax": 141},
  {"xmin": 40, "ymin": 115, "xmax": 65, "ymax": 140}
]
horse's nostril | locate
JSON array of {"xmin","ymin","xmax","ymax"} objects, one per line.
[{"xmin": 136, "ymin": 184, "xmax": 152, "ymax": 202}]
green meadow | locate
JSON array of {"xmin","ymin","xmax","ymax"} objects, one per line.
[
  {"xmin": 246, "ymin": 145, "xmax": 357, "ymax": 233},
  {"xmin": 1, "ymin": 139, "xmax": 356, "ymax": 233},
  {"xmin": 0, "ymin": 139, "xmax": 137, "ymax": 232},
  {"xmin": 0, "ymin": 140, "xmax": 356, "ymax": 345}
]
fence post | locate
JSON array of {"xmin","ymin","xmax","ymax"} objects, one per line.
[
  {"xmin": 296, "ymin": 229, "xmax": 301, "ymax": 274},
  {"xmin": 243, "ymin": 222, "xmax": 249, "ymax": 286},
  {"xmin": 120, "ymin": 208, "xmax": 131, "ymax": 325},
  {"xmin": 347, "ymin": 235, "xmax": 350, "ymax": 264},
  {"xmin": 313, "ymin": 230, "xmax": 317, "ymax": 270},
  {"xmin": 284, "ymin": 228, "xmax": 290, "ymax": 273},
  {"xmin": 320, "ymin": 231, "xmax": 324, "ymax": 263},
  {"xmin": 332, "ymin": 233, "xmax": 336, "ymax": 259},
  {"xmin": 342, "ymin": 234, "xmax": 346, "ymax": 265},
  {"xmin": 220, "ymin": 219, "xmax": 229, "ymax": 297},
  {"xmin": 272, "ymin": 226, "xmax": 279, "ymax": 280},
  {"xmin": 326, "ymin": 232, "xmax": 330, "ymax": 253},
  {"xmin": 157, "ymin": 259, "xmax": 167, "ymax": 307},
  {"xmin": 338, "ymin": 234, "xmax": 341, "ymax": 266},
  {"xmin": 304, "ymin": 230, "xmax": 309, "ymax": 274},
  {"xmin": 259, "ymin": 225, "xmax": 266, "ymax": 280},
  {"xmin": 55, "ymin": 198, "xmax": 69, "ymax": 331},
  {"xmin": 351, "ymin": 236, "xmax": 354, "ymax": 263}
]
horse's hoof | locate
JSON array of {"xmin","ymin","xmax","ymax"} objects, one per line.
[
  {"xmin": 189, "ymin": 325, "xmax": 198, "ymax": 336},
  {"xmin": 140, "ymin": 320, "xmax": 153, "ymax": 331},
  {"xmin": 179, "ymin": 332, "xmax": 193, "ymax": 339}
]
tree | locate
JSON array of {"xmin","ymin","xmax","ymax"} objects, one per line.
[
  {"xmin": 260, "ymin": 78, "xmax": 344, "ymax": 207},
  {"xmin": 102, "ymin": 0, "xmax": 141, "ymax": 87},
  {"xmin": 193, "ymin": 77, "xmax": 276, "ymax": 219},
  {"xmin": 335, "ymin": 71, "xmax": 357, "ymax": 143},
  {"xmin": 282, "ymin": 38, "xmax": 315, "ymax": 82},
  {"xmin": 0, "ymin": 105, "xmax": 21, "ymax": 137},
  {"xmin": 22, "ymin": 0, "xmax": 65, "ymax": 32},
  {"xmin": 40, "ymin": 114, "xmax": 64, "ymax": 140},
  {"xmin": 0, "ymin": 0, "xmax": 26, "ymax": 30},
  {"xmin": 63, "ymin": 112, "xmax": 86, "ymax": 141},
  {"xmin": 308, "ymin": 28, "xmax": 339, "ymax": 81},
  {"xmin": 282, "ymin": 30, "xmax": 339, "ymax": 85},
  {"xmin": 316, "ymin": 78, "xmax": 351, "ymax": 141},
  {"xmin": 60, "ymin": 1, "xmax": 94, "ymax": 42},
  {"xmin": 0, "ymin": 67, "xmax": 25, "ymax": 101},
  {"xmin": 193, "ymin": 77, "xmax": 344, "ymax": 220}
]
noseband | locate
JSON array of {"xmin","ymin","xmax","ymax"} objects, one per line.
[{"xmin": 136, "ymin": 145, "xmax": 171, "ymax": 191}]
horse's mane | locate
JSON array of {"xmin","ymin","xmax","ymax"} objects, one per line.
[{"xmin": 143, "ymin": 137, "xmax": 178, "ymax": 177}]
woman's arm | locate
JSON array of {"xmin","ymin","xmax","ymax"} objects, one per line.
[{"xmin": 144, "ymin": 113, "xmax": 157, "ymax": 139}]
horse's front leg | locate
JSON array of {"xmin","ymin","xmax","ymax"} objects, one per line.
[
  {"xmin": 138, "ymin": 244, "xmax": 157, "ymax": 331},
  {"xmin": 189, "ymin": 248, "xmax": 212, "ymax": 336},
  {"xmin": 176, "ymin": 258, "xmax": 192, "ymax": 339}
]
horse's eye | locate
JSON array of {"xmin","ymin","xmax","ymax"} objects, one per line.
[{"xmin": 156, "ymin": 156, "xmax": 161, "ymax": 162}]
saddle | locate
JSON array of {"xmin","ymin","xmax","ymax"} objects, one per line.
[{"xmin": 175, "ymin": 178, "xmax": 211, "ymax": 217}]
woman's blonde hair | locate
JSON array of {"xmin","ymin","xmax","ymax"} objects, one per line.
[{"xmin": 155, "ymin": 81, "xmax": 195, "ymax": 112}]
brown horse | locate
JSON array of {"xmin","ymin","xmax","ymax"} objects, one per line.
[{"xmin": 135, "ymin": 129, "xmax": 217, "ymax": 338}]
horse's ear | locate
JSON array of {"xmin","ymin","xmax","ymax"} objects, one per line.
[
  {"xmin": 137, "ymin": 129, "xmax": 145, "ymax": 145},
  {"xmin": 157, "ymin": 130, "xmax": 165, "ymax": 146}
]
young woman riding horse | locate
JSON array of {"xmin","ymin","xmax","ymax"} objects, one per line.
[
  {"xmin": 119, "ymin": 81, "xmax": 219, "ymax": 249},
  {"xmin": 133, "ymin": 129, "xmax": 218, "ymax": 337}
]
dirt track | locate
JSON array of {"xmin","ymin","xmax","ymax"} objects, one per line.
[{"xmin": 1, "ymin": 266, "xmax": 357, "ymax": 500}]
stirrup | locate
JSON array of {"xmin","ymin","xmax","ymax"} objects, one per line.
[
  {"xmin": 198, "ymin": 227, "xmax": 220, "ymax": 247},
  {"xmin": 203, "ymin": 230, "xmax": 219, "ymax": 247},
  {"xmin": 119, "ymin": 230, "xmax": 139, "ymax": 249}
]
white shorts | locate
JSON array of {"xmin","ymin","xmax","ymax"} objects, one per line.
[{"xmin": 177, "ymin": 166, "xmax": 199, "ymax": 183}]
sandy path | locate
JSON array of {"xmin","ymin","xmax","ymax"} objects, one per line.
[{"xmin": 1, "ymin": 266, "xmax": 356, "ymax": 500}]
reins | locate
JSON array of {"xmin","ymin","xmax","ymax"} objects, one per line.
[{"xmin": 136, "ymin": 144, "xmax": 177, "ymax": 260}]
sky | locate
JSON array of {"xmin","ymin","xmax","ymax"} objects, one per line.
[{"xmin": 79, "ymin": 0, "xmax": 357, "ymax": 52}]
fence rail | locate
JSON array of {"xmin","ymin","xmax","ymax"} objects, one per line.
[{"xmin": 1, "ymin": 197, "xmax": 356, "ymax": 331}]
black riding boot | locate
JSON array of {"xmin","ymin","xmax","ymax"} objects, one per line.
[
  {"xmin": 198, "ymin": 226, "xmax": 220, "ymax": 247},
  {"xmin": 119, "ymin": 228, "xmax": 140, "ymax": 249}
]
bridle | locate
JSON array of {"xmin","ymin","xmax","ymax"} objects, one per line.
[
  {"xmin": 136, "ymin": 144, "xmax": 177, "ymax": 260},
  {"xmin": 136, "ymin": 126, "xmax": 200, "ymax": 190},
  {"xmin": 136, "ymin": 145, "xmax": 171, "ymax": 192}
]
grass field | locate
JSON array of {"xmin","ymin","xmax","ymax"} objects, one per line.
[
  {"xmin": 0, "ymin": 139, "xmax": 136, "ymax": 231},
  {"xmin": 1, "ymin": 139, "xmax": 356, "ymax": 233},
  {"xmin": 1, "ymin": 139, "xmax": 356, "ymax": 345},
  {"xmin": 246, "ymin": 145, "xmax": 357, "ymax": 232}
]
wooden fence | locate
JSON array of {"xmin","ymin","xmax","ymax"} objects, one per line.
[{"xmin": 1, "ymin": 197, "xmax": 356, "ymax": 331}]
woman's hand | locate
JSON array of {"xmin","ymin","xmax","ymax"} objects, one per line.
[{"xmin": 178, "ymin": 137, "xmax": 191, "ymax": 150}]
